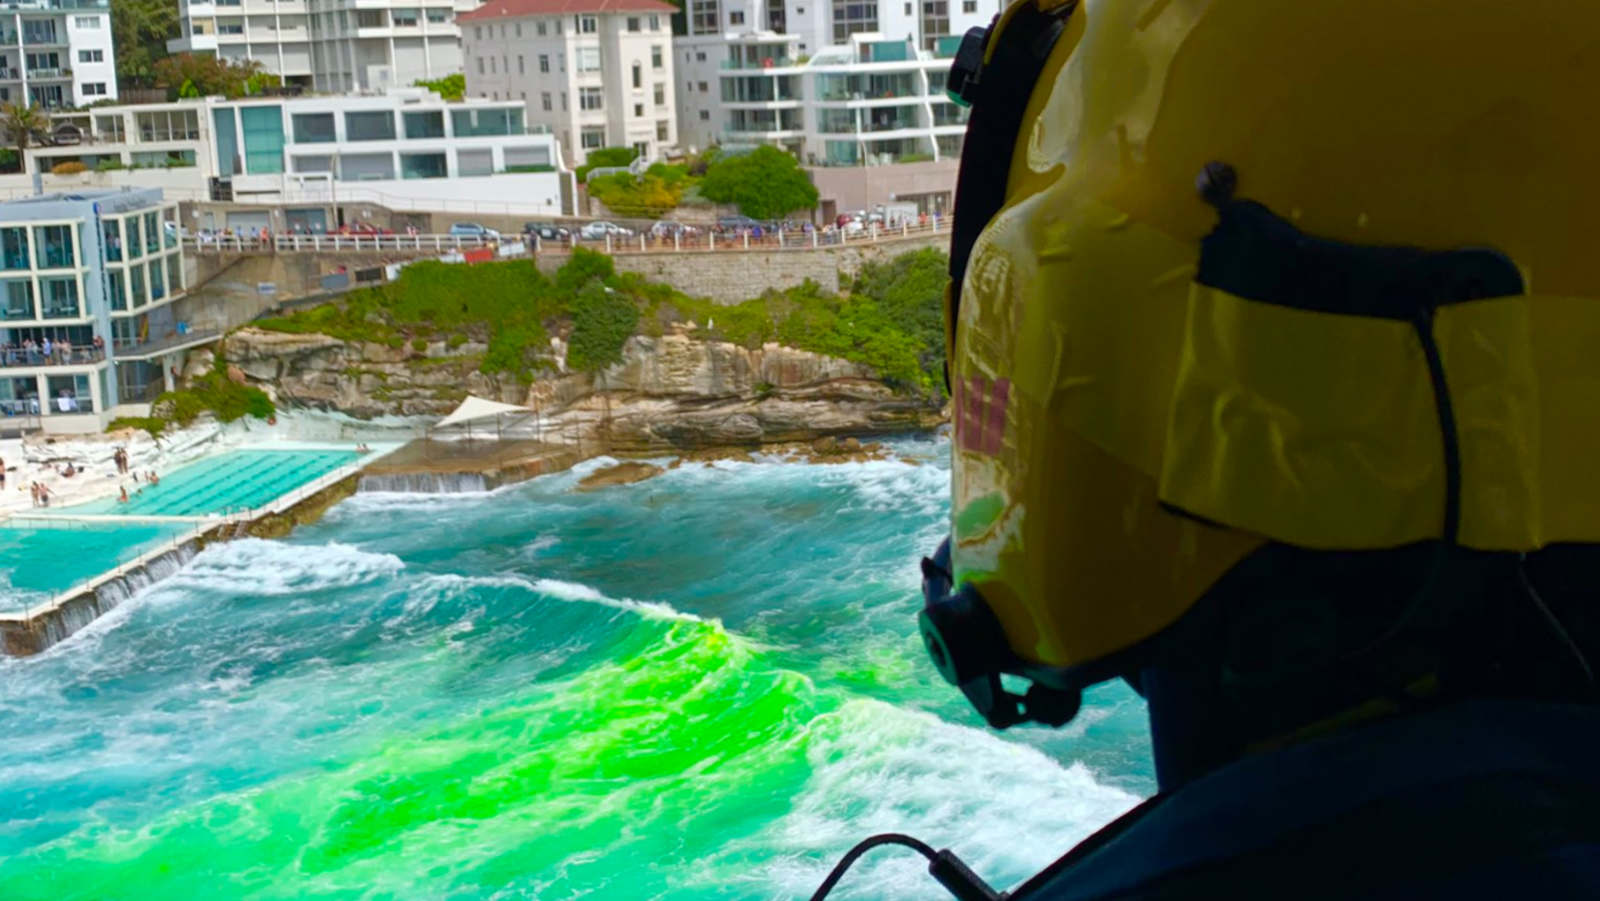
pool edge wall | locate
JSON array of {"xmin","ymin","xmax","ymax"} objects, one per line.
[{"xmin": 0, "ymin": 539, "xmax": 205, "ymax": 657}]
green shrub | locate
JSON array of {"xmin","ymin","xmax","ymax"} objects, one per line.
[
  {"xmin": 504, "ymin": 164, "xmax": 555, "ymax": 173},
  {"xmin": 411, "ymin": 337, "xmax": 428, "ymax": 352},
  {"xmin": 575, "ymin": 146, "xmax": 639, "ymax": 184},
  {"xmin": 446, "ymin": 333, "xmax": 467, "ymax": 349},
  {"xmin": 567, "ymin": 281, "xmax": 638, "ymax": 373},
  {"xmin": 109, "ymin": 416, "xmax": 166, "ymax": 438},
  {"xmin": 95, "ymin": 157, "xmax": 125, "ymax": 172}
]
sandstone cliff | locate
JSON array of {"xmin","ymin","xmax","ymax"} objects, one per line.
[{"xmin": 217, "ymin": 326, "xmax": 943, "ymax": 449}]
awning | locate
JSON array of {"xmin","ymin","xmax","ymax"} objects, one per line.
[{"xmin": 434, "ymin": 395, "xmax": 534, "ymax": 430}]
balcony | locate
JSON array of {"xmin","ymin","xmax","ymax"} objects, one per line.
[
  {"xmin": 28, "ymin": 67, "xmax": 72, "ymax": 80},
  {"xmin": 720, "ymin": 56, "xmax": 797, "ymax": 70},
  {"xmin": 0, "ymin": 346, "xmax": 102, "ymax": 368}
]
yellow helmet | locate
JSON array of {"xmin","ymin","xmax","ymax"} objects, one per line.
[{"xmin": 921, "ymin": 0, "xmax": 1600, "ymax": 728}]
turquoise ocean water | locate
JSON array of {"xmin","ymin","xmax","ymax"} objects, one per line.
[{"xmin": 0, "ymin": 438, "xmax": 1151, "ymax": 899}]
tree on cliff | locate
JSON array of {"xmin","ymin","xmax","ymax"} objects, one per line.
[
  {"xmin": 698, "ymin": 146, "xmax": 819, "ymax": 220},
  {"xmin": 567, "ymin": 281, "xmax": 639, "ymax": 374},
  {"xmin": 112, "ymin": 0, "xmax": 178, "ymax": 88}
]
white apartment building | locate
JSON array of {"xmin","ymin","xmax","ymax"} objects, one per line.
[
  {"xmin": 27, "ymin": 90, "xmax": 574, "ymax": 221},
  {"xmin": 674, "ymin": 32, "xmax": 966, "ymax": 167},
  {"xmin": 674, "ymin": 0, "xmax": 995, "ymax": 154},
  {"xmin": 460, "ymin": 0, "xmax": 678, "ymax": 166},
  {"xmin": 169, "ymin": 0, "xmax": 476, "ymax": 92},
  {"xmin": 0, "ymin": 0, "xmax": 116, "ymax": 109}
]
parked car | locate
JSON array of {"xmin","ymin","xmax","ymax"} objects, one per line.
[
  {"xmin": 523, "ymin": 221, "xmax": 571, "ymax": 241},
  {"xmin": 449, "ymin": 222, "xmax": 501, "ymax": 239},
  {"xmin": 649, "ymin": 220, "xmax": 697, "ymax": 239},
  {"xmin": 579, "ymin": 220, "xmax": 633, "ymax": 240}
]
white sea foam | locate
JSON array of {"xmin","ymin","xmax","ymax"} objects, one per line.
[
  {"xmin": 700, "ymin": 699, "xmax": 1140, "ymax": 899},
  {"xmin": 161, "ymin": 539, "xmax": 405, "ymax": 597}
]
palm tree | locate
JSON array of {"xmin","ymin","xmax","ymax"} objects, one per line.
[{"xmin": 1, "ymin": 103, "xmax": 43, "ymax": 175}]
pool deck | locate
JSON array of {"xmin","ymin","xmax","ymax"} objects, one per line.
[
  {"xmin": 0, "ymin": 443, "xmax": 402, "ymax": 657},
  {"xmin": 359, "ymin": 438, "xmax": 582, "ymax": 491}
]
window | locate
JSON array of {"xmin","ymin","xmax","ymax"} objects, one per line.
[
  {"xmin": 427, "ymin": 8, "xmax": 448, "ymax": 22},
  {"xmin": 541, "ymin": 91, "xmax": 552, "ymax": 111},
  {"xmin": 632, "ymin": 62, "xmax": 641, "ymax": 88},
  {"xmin": 402, "ymin": 110, "xmax": 444, "ymax": 138},
  {"xmin": 240, "ymin": 106, "xmax": 286, "ymax": 174},
  {"xmin": 696, "ymin": 52, "xmax": 707, "ymax": 62},
  {"xmin": 457, "ymin": 148, "xmax": 493, "ymax": 176},
  {"xmin": 651, "ymin": 45, "xmax": 663, "ymax": 68},
  {"xmin": 475, "ymin": 26, "xmax": 482, "ymax": 38},
  {"xmin": 691, "ymin": 0, "xmax": 718, "ymax": 33},
  {"xmin": 650, "ymin": 14, "xmax": 660, "ymax": 29},
  {"xmin": 579, "ymin": 87, "xmax": 603, "ymax": 110},
  {"xmin": 77, "ymin": 49, "xmax": 103, "ymax": 63},
  {"xmin": 339, "ymin": 152, "xmax": 395, "ymax": 181},
  {"xmin": 477, "ymin": 57, "xmax": 484, "ymax": 74},
  {"xmin": 580, "ymin": 126, "xmax": 605, "ymax": 148},
  {"xmin": 560, "ymin": 91, "xmax": 568, "ymax": 110},
  {"xmin": 391, "ymin": 7, "xmax": 418, "ymax": 26},
  {"xmin": 74, "ymin": 15, "xmax": 100, "ymax": 28},
  {"xmin": 627, "ymin": 17, "xmax": 640, "ymax": 31},
  {"xmin": 125, "ymin": 215, "xmax": 142, "ymax": 260},
  {"xmin": 149, "ymin": 258, "xmax": 165, "ymax": 301},
  {"xmin": 489, "ymin": 57, "xmax": 496, "ymax": 74},
  {"xmin": 962, "ymin": 0, "xmax": 976, "ymax": 9},
  {"xmin": 698, "ymin": 109, "xmax": 710, "ymax": 120},
  {"xmin": 0, "ymin": 228, "xmax": 27, "ymax": 271},
  {"xmin": 539, "ymin": 53, "xmax": 549, "ymax": 72},
  {"xmin": 83, "ymin": 82, "xmax": 107, "ymax": 96},
  {"xmin": 578, "ymin": 15, "xmax": 597, "ymax": 32},
  {"xmin": 504, "ymin": 145, "xmax": 551, "ymax": 168},
  {"xmin": 577, "ymin": 47, "xmax": 601, "ymax": 72},
  {"xmin": 653, "ymin": 83, "xmax": 665, "ymax": 105},
  {"xmin": 656, "ymin": 120, "xmax": 668, "ymax": 140},
  {"xmin": 400, "ymin": 152, "xmax": 447, "ymax": 179},
  {"xmin": 356, "ymin": 9, "xmax": 384, "ymax": 26},
  {"xmin": 731, "ymin": 10, "xmax": 745, "ymax": 24},
  {"xmin": 634, "ymin": 103, "xmax": 643, "ymax": 116},
  {"xmin": 905, "ymin": 2, "xmax": 911, "ymax": 13},
  {"xmin": 832, "ymin": 0, "xmax": 877, "ymax": 40},
  {"xmin": 34, "ymin": 225, "xmax": 74, "ymax": 269},
  {"xmin": 40, "ymin": 277, "xmax": 79, "ymax": 318},
  {"xmin": 292, "ymin": 154, "xmax": 333, "ymax": 173},
  {"xmin": 144, "ymin": 212, "xmax": 160, "ymax": 254},
  {"xmin": 129, "ymin": 265, "xmax": 145, "ymax": 308},
  {"xmin": 537, "ymin": 20, "xmax": 546, "ymax": 35},
  {"xmin": 518, "ymin": 54, "xmax": 524, "ymax": 74},
  {"xmin": 920, "ymin": 0, "xmax": 949, "ymax": 51},
  {"xmin": 451, "ymin": 107, "xmax": 523, "ymax": 136},
  {"xmin": 292, "ymin": 112, "xmax": 336, "ymax": 143},
  {"xmin": 345, "ymin": 110, "xmax": 396, "ymax": 141},
  {"xmin": 555, "ymin": 19, "xmax": 562, "ymax": 33},
  {"xmin": 515, "ymin": 23, "xmax": 522, "ymax": 36},
  {"xmin": 697, "ymin": 80, "xmax": 708, "ymax": 91}
]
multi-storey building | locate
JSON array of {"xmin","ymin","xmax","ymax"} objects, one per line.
[
  {"xmin": 0, "ymin": 0, "xmax": 116, "ymax": 109},
  {"xmin": 28, "ymin": 90, "xmax": 573, "ymax": 221},
  {"xmin": 674, "ymin": 0, "xmax": 995, "ymax": 153},
  {"xmin": 169, "ymin": 0, "xmax": 475, "ymax": 92},
  {"xmin": 459, "ymin": 0, "xmax": 678, "ymax": 166},
  {"xmin": 676, "ymin": 32, "xmax": 966, "ymax": 166},
  {"xmin": 0, "ymin": 188, "xmax": 198, "ymax": 433}
]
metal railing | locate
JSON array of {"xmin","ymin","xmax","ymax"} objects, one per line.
[{"xmin": 181, "ymin": 218, "xmax": 951, "ymax": 257}]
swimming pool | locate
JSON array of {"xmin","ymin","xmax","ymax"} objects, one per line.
[
  {"xmin": 0, "ymin": 521, "xmax": 192, "ymax": 614},
  {"xmin": 72, "ymin": 449, "xmax": 361, "ymax": 517}
]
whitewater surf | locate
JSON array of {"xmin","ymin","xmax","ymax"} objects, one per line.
[{"xmin": 0, "ymin": 438, "xmax": 1150, "ymax": 899}]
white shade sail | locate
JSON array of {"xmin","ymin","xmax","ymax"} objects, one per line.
[{"xmin": 434, "ymin": 396, "xmax": 533, "ymax": 430}]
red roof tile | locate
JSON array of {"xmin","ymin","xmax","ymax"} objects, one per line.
[{"xmin": 458, "ymin": 0, "xmax": 677, "ymax": 22}]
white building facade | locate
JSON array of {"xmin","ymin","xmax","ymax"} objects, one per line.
[
  {"xmin": 169, "ymin": 0, "xmax": 476, "ymax": 92},
  {"xmin": 459, "ymin": 0, "xmax": 678, "ymax": 166},
  {"xmin": 0, "ymin": 0, "xmax": 116, "ymax": 109},
  {"xmin": 0, "ymin": 188, "xmax": 198, "ymax": 434},
  {"xmin": 674, "ymin": 0, "xmax": 995, "ymax": 156},
  {"xmin": 27, "ymin": 91, "xmax": 575, "ymax": 220}
]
